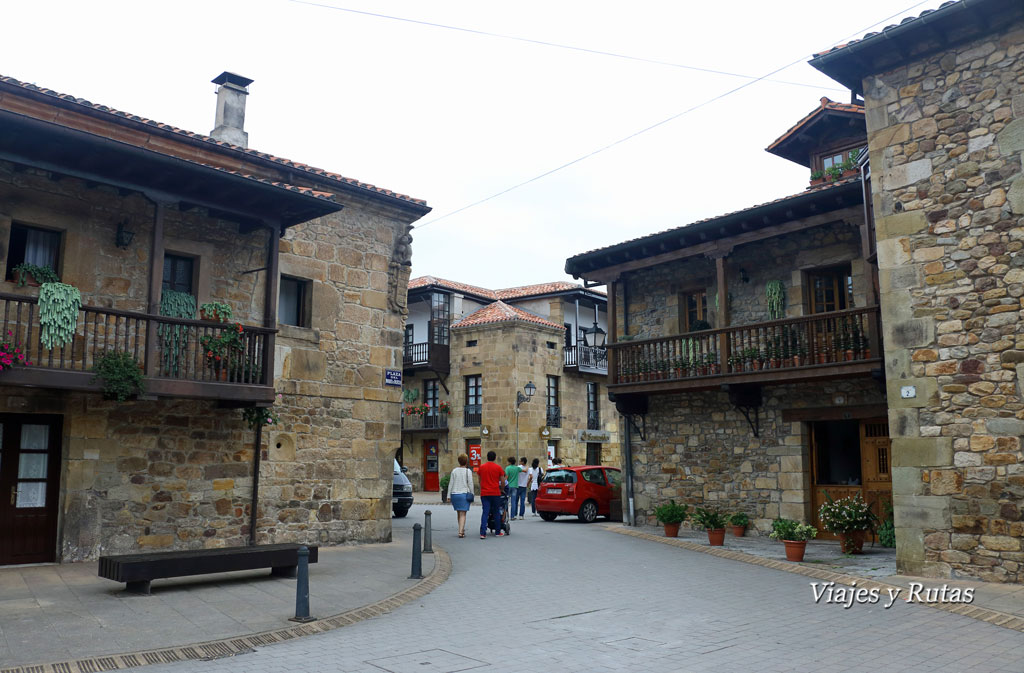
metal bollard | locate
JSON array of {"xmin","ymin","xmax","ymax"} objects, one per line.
[
  {"xmin": 410, "ymin": 523, "xmax": 424, "ymax": 579},
  {"xmin": 288, "ymin": 546, "xmax": 316, "ymax": 623},
  {"xmin": 423, "ymin": 510, "xmax": 434, "ymax": 554}
]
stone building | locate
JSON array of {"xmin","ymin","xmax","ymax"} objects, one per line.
[
  {"xmin": 811, "ymin": 0, "xmax": 1024, "ymax": 582},
  {"xmin": 565, "ymin": 98, "xmax": 890, "ymax": 537},
  {"xmin": 0, "ymin": 72, "xmax": 429, "ymax": 565},
  {"xmin": 399, "ymin": 277, "xmax": 617, "ymax": 495}
]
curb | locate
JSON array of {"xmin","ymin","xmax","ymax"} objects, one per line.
[
  {"xmin": 1, "ymin": 546, "xmax": 452, "ymax": 673},
  {"xmin": 606, "ymin": 526, "xmax": 1024, "ymax": 633}
]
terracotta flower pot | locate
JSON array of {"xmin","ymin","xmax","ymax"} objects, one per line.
[
  {"xmin": 838, "ymin": 530, "xmax": 866, "ymax": 554},
  {"xmin": 707, "ymin": 528, "xmax": 725, "ymax": 546},
  {"xmin": 663, "ymin": 523, "xmax": 680, "ymax": 538},
  {"xmin": 731, "ymin": 525, "xmax": 745, "ymax": 537},
  {"xmin": 783, "ymin": 540, "xmax": 807, "ymax": 562}
]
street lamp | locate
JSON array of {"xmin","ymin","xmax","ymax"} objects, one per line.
[
  {"xmin": 581, "ymin": 321, "xmax": 606, "ymax": 348},
  {"xmin": 515, "ymin": 381, "xmax": 536, "ymax": 462}
]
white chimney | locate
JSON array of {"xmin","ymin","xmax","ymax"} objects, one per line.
[{"xmin": 210, "ymin": 72, "xmax": 253, "ymax": 148}]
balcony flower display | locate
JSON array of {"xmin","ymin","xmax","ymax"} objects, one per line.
[
  {"xmin": 0, "ymin": 331, "xmax": 30, "ymax": 370},
  {"xmin": 200, "ymin": 323, "xmax": 245, "ymax": 378}
]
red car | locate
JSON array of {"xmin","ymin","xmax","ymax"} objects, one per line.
[{"xmin": 535, "ymin": 465, "xmax": 622, "ymax": 523}]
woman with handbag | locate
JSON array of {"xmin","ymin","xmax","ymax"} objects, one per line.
[{"xmin": 448, "ymin": 454, "xmax": 476, "ymax": 538}]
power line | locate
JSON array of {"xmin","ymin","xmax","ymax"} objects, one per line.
[
  {"xmin": 288, "ymin": 0, "xmax": 844, "ymax": 92},
  {"xmin": 411, "ymin": 0, "xmax": 936, "ymax": 230}
]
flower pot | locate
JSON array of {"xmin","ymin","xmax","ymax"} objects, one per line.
[
  {"xmin": 707, "ymin": 528, "xmax": 725, "ymax": 546},
  {"xmin": 842, "ymin": 169, "xmax": 858, "ymax": 179},
  {"xmin": 838, "ymin": 530, "xmax": 866, "ymax": 554},
  {"xmin": 844, "ymin": 350, "xmax": 855, "ymax": 361},
  {"xmin": 731, "ymin": 525, "xmax": 745, "ymax": 537},
  {"xmin": 792, "ymin": 355, "xmax": 802, "ymax": 367},
  {"xmin": 663, "ymin": 522, "xmax": 680, "ymax": 538},
  {"xmin": 783, "ymin": 540, "xmax": 807, "ymax": 562},
  {"xmin": 810, "ymin": 178, "xmax": 825, "ymax": 186},
  {"xmin": 441, "ymin": 489, "xmax": 448, "ymax": 504},
  {"xmin": 14, "ymin": 270, "xmax": 40, "ymax": 287}
]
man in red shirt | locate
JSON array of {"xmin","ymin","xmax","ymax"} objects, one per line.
[{"xmin": 478, "ymin": 450, "xmax": 506, "ymax": 539}]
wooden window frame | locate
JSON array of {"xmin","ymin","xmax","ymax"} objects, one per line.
[
  {"xmin": 806, "ymin": 265, "xmax": 853, "ymax": 315},
  {"xmin": 162, "ymin": 253, "xmax": 196, "ymax": 295},
  {"xmin": 678, "ymin": 288, "xmax": 709, "ymax": 333},
  {"xmin": 279, "ymin": 275, "xmax": 312, "ymax": 327},
  {"xmin": 5, "ymin": 222, "xmax": 64, "ymax": 282}
]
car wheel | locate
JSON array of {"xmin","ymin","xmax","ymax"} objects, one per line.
[
  {"xmin": 539, "ymin": 512, "xmax": 557, "ymax": 521},
  {"xmin": 393, "ymin": 507, "xmax": 409, "ymax": 518},
  {"xmin": 578, "ymin": 500, "xmax": 598, "ymax": 523}
]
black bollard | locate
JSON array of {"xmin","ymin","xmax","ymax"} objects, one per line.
[
  {"xmin": 289, "ymin": 546, "xmax": 316, "ymax": 623},
  {"xmin": 410, "ymin": 523, "xmax": 423, "ymax": 579},
  {"xmin": 423, "ymin": 510, "xmax": 434, "ymax": 554}
]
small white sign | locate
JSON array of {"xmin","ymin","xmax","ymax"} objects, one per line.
[{"xmin": 900, "ymin": 385, "xmax": 917, "ymax": 399}]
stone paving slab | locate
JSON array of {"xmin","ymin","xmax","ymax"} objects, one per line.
[{"xmin": 0, "ymin": 525, "xmax": 442, "ymax": 670}]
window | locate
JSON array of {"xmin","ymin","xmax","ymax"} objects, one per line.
[
  {"xmin": 279, "ymin": 276, "xmax": 312, "ymax": 327},
  {"xmin": 424, "ymin": 379, "xmax": 442, "ymax": 429},
  {"xmin": 162, "ymin": 254, "xmax": 194, "ymax": 294},
  {"xmin": 816, "ymin": 146, "xmax": 863, "ymax": 172},
  {"xmin": 580, "ymin": 468, "xmax": 606, "ymax": 485},
  {"xmin": 464, "ymin": 375, "xmax": 481, "ymax": 427},
  {"xmin": 424, "ymin": 379, "xmax": 439, "ymax": 409},
  {"xmin": 404, "ymin": 325, "xmax": 414, "ymax": 348},
  {"xmin": 564, "ymin": 323, "xmax": 573, "ymax": 349},
  {"xmin": 546, "ymin": 376, "xmax": 560, "ymax": 428},
  {"xmin": 808, "ymin": 266, "xmax": 853, "ymax": 314},
  {"xmin": 542, "ymin": 469, "xmax": 576, "ymax": 484},
  {"xmin": 680, "ymin": 290, "xmax": 708, "ymax": 332},
  {"xmin": 431, "ymin": 292, "xmax": 450, "ymax": 346},
  {"xmin": 466, "ymin": 339, "xmax": 478, "ymax": 347},
  {"xmin": 586, "ymin": 443, "xmax": 602, "ymax": 466},
  {"xmin": 587, "ymin": 382, "xmax": 599, "ymax": 430},
  {"xmin": 5, "ymin": 224, "xmax": 61, "ymax": 281}
]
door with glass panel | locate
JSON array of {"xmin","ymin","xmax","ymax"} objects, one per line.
[{"xmin": 0, "ymin": 416, "xmax": 62, "ymax": 565}]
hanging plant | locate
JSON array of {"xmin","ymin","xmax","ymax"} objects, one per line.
[
  {"xmin": 39, "ymin": 282, "xmax": 80, "ymax": 350},
  {"xmin": 159, "ymin": 290, "xmax": 195, "ymax": 376},
  {"xmin": 160, "ymin": 290, "xmax": 196, "ymax": 320},
  {"xmin": 12, "ymin": 263, "xmax": 59, "ymax": 287},
  {"xmin": 402, "ymin": 388, "xmax": 419, "ymax": 403},
  {"xmin": 199, "ymin": 301, "xmax": 232, "ymax": 323},
  {"xmin": 765, "ymin": 280, "xmax": 786, "ymax": 320},
  {"xmin": 92, "ymin": 350, "xmax": 144, "ymax": 402},
  {"xmin": 242, "ymin": 395, "xmax": 282, "ymax": 430}
]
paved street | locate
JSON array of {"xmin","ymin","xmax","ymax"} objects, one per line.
[{"xmin": 141, "ymin": 504, "xmax": 1024, "ymax": 673}]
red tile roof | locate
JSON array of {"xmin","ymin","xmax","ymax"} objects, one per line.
[
  {"xmin": 812, "ymin": 2, "xmax": 957, "ymax": 58},
  {"xmin": 766, "ymin": 97, "xmax": 864, "ymax": 152},
  {"xmin": 408, "ymin": 276, "xmax": 497, "ymax": 300},
  {"xmin": 408, "ymin": 276, "xmax": 603, "ymax": 301},
  {"xmin": 496, "ymin": 281, "xmax": 601, "ymax": 300},
  {"xmin": 0, "ymin": 74, "xmax": 427, "ymax": 207},
  {"xmin": 452, "ymin": 301, "xmax": 564, "ymax": 330}
]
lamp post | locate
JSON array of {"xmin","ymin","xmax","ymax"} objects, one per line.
[{"xmin": 514, "ymin": 381, "xmax": 537, "ymax": 463}]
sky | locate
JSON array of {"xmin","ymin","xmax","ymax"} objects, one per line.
[{"xmin": 1, "ymin": 0, "xmax": 946, "ymax": 290}]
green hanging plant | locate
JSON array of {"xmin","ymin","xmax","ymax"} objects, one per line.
[
  {"xmin": 38, "ymin": 282, "xmax": 80, "ymax": 350},
  {"xmin": 402, "ymin": 388, "xmax": 419, "ymax": 403},
  {"xmin": 159, "ymin": 290, "xmax": 195, "ymax": 377},
  {"xmin": 160, "ymin": 290, "xmax": 196, "ymax": 320},
  {"xmin": 12, "ymin": 263, "xmax": 59, "ymax": 287},
  {"xmin": 765, "ymin": 280, "xmax": 786, "ymax": 320},
  {"xmin": 92, "ymin": 350, "xmax": 144, "ymax": 402}
]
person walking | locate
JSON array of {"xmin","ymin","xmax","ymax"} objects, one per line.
[
  {"xmin": 505, "ymin": 457, "xmax": 522, "ymax": 520},
  {"xmin": 527, "ymin": 458, "xmax": 543, "ymax": 516},
  {"xmin": 516, "ymin": 457, "xmax": 529, "ymax": 518},
  {"xmin": 448, "ymin": 454, "xmax": 475, "ymax": 538},
  {"xmin": 479, "ymin": 451, "xmax": 506, "ymax": 539}
]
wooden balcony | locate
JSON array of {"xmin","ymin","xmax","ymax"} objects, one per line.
[
  {"xmin": 564, "ymin": 345, "xmax": 608, "ymax": 375},
  {"xmin": 401, "ymin": 412, "xmax": 449, "ymax": 433},
  {"xmin": 609, "ymin": 306, "xmax": 882, "ymax": 394},
  {"xmin": 402, "ymin": 341, "xmax": 450, "ymax": 374},
  {"xmin": 0, "ymin": 292, "xmax": 275, "ymax": 403}
]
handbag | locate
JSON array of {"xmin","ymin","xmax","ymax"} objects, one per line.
[{"xmin": 466, "ymin": 492, "xmax": 474, "ymax": 503}]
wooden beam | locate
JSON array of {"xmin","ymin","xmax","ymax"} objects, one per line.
[
  {"xmin": 608, "ymin": 280, "xmax": 618, "ymax": 385},
  {"xmin": 782, "ymin": 404, "xmax": 888, "ymax": 423},
  {"xmin": 716, "ymin": 255, "xmax": 729, "ymax": 365},
  {"xmin": 145, "ymin": 201, "xmax": 166, "ymax": 377},
  {"xmin": 584, "ymin": 206, "xmax": 862, "ymax": 283},
  {"xmin": 263, "ymin": 224, "xmax": 281, "ymax": 386},
  {"xmin": 607, "ymin": 360, "xmax": 882, "ymax": 395}
]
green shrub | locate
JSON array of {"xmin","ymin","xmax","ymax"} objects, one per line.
[
  {"xmin": 92, "ymin": 350, "xmax": 144, "ymax": 402},
  {"xmin": 691, "ymin": 507, "xmax": 728, "ymax": 530},
  {"xmin": 728, "ymin": 512, "xmax": 749, "ymax": 527},
  {"xmin": 769, "ymin": 518, "xmax": 817, "ymax": 542},
  {"xmin": 654, "ymin": 500, "xmax": 689, "ymax": 525}
]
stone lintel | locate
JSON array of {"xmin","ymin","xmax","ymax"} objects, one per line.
[{"xmin": 892, "ymin": 436, "xmax": 952, "ymax": 467}]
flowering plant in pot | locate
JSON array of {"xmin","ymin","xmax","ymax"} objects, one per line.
[
  {"xmin": 692, "ymin": 507, "xmax": 728, "ymax": 546},
  {"xmin": 769, "ymin": 518, "xmax": 817, "ymax": 562},
  {"xmin": 199, "ymin": 323, "xmax": 245, "ymax": 380},
  {"xmin": 818, "ymin": 492, "xmax": 876, "ymax": 554},
  {"xmin": 728, "ymin": 512, "xmax": 749, "ymax": 537},
  {"xmin": 654, "ymin": 500, "xmax": 689, "ymax": 538},
  {"xmin": 199, "ymin": 301, "xmax": 233, "ymax": 323},
  {"xmin": 0, "ymin": 331, "xmax": 30, "ymax": 371}
]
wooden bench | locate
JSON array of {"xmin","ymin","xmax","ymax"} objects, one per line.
[{"xmin": 98, "ymin": 543, "xmax": 319, "ymax": 595}]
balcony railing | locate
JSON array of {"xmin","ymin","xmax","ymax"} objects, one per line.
[
  {"xmin": 546, "ymin": 406, "xmax": 562, "ymax": 428},
  {"xmin": 402, "ymin": 412, "xmax": 449, "ymax": 431},
  {"xmin": 0, "ymin": 292, "xmax": 275, "ymax": 401},
  {"xmin": 403, "ymin": 341, "xmax": 450, "ymax": 373},
  {"xmin": 610, "ymin": 306, "xmax": 880, "ymax": 389},
  {"xmin": 587, "ymin": 410, "xmax": 600, "ymax": 430},
  {"xmin": 564, "ymin": 345, "xmax": 608, "ymax": 374},
  {"xmin": 464, "ymin": 404, "xmax": 482, "ymax": 427}
]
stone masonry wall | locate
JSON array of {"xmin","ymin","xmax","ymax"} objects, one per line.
[
  {"xmin": 866, "ymin": 20, "xmax": 1024, "ymax": 582},
  {"xmin": 631, "ymin": 378, "xmax": 885, "ymax": 532}
]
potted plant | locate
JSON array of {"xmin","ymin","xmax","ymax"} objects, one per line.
[
  {"xmin": 825, "ymin": 164, "xmax": 843, "ymax": 182},
  {"xmin": 818, "ymin": 493, "xmax": 876, "ymax": 554},
  {"xmin": 440, "ymin": 473, "xmax": 451, "ymax": 504},
  {"xmin": 199, "ymin": 323, "xmax": 246, "ymax": 381},
  {"xmin": 769, "ymin": 518, "xmax": 818, "ymax": 562},
  {"xmin": 841, "ymin": 151, "xmax": 859, "ymax": 178},
  {"xmin": 12, "ymin": 263, "xmax": 59, "ymax": 287},
  {"xmin": 728, "ymin": 353, "xmax": 743, "ymax": 373},
  {"xmin": 654, "ymin": 500, "xmax": 690, "ymax": 537},
  {"xmin": 809, "ymin": 169, "xmax": 825, "ymax": 186},
  {"xmin": 706, "ymin": 352, "xmax": 719, "ymax": 375},
  {"xmin": 199, "ymin": 301, "xmax": 233, "ymax": 323},
  {"xmin": 92, "ymin": 350, "xmax": 145, "ymax": 402},
  {"xmin": 0, "ymin": 330, "xmax": 30, "ymax": 371},
  {"xmin": 743, "ymin": 347, "xmax": 761, "ymax": 371},
  {"xmin": 692, "ymin": 507, "xmax": 728, "ymax": 546},
  {"xmin": 728, "ymin": 512, "xmax": 749, "ymax": 537},
  {"xmin": 38, "ymin": 281, "xmax": 81, "ymax": 351}
]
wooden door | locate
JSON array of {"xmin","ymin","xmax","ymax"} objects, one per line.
[
  {"xmin": 423, "ymin": 440, "xmax": 439, "ymax": 492},
  {"xmin": 0, "ymin": 415, "xmax": 62, "ymax": 565},
  {"xmin": 860, "ymin": 419, "xmax": 892, "ymax": 522}
]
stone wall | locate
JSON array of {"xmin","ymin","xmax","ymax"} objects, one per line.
[
  {"xmin": 865, "ymin": 20, "xmax": 1024, "ymax": 581},
  {"xmin": 631, "ymin": 378, "xmax": 885, "ymax": 532}
]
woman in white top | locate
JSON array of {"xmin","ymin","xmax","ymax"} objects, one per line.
[
  {"xmin": 448, "ymin": 454, "xmax": 476, "ymax": 538},
  {"xmin": 527, "ymin": 458, "xmax": 544, "ymax": 516}
]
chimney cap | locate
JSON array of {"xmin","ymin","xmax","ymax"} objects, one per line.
[{"xmin": 211, "ymin": 71, "xmax": 254, "ymax": 90}]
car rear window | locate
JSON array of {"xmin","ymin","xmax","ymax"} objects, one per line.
[{"xmin": 543, "ymin": 470, "xmax": 576, "ymax": 484}]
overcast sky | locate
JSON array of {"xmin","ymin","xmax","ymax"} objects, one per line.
[{"xmin": 2, "ymin": 0, "xmax": 943, "ymax": 290}]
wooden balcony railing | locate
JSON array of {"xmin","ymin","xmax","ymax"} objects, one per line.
[
  {"xmin": 0, "ymin": 292, "xmax": 275, "ymax": 401},
  {"xmin": 401, "ymin": 412, "xmax": 449, "ymax": 431},
  {"xmin": 564, "ymin": 345, "xmax": 608, "ymax": 374},
  {"xmin": 403, "ymin": 341, "xmax": 450, "ymax": 373},
  {"xmin": 610, "ymin": 306, "xmax": 880, "ymax": 388}
]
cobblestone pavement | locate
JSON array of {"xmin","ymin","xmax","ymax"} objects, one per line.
[{"xmin": 143, "ymin": 504, "xmax": 1024, "ymax": 673}]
